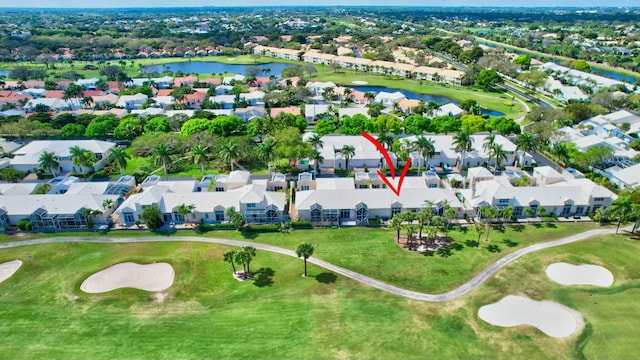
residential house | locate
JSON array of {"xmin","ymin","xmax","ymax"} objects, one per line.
[
  {"xmin": 10, "ymin": 140, "xmax": 116, "ymax": 174},
  {"xmin": 116, "ymin": 93, "xmax": 148, "ymax": 110}
]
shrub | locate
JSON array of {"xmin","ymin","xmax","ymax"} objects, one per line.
[
  {"xmin": 17, "ymin": 219, "xmax": 31, "ymax": 231},
  {"xmin": 243, "ymin": 224, "xmax": 281, "ymax": 233},
  {"xmin": 291, "ymin": 221, "xmax": 312, "ymax": 229}
]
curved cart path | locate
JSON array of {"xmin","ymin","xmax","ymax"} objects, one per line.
[{"xmin": 0, "ymin": 226, "xmax": 624, "ymax": 302}]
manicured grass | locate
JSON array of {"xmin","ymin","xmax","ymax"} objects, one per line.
[
  {"xmin": 0, "ymin": 228, "xmax": 636, "ymax": 359},
  {"xmin": 466, "ymin": 234, "xmax": 640, "ymax": 359},
  {"xmin": 0, "ymin": 222, "xmax": 603, "ymax": 294},
  {"xmin": 310, "ymin": 69, "xmax": 527, "ymax": 119}
]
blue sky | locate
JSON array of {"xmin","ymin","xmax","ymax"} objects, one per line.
[{"xmin": 0, "ymin": 0, "xmax": 638, "ymax": 7}]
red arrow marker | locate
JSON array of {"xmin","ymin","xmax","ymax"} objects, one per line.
[
  {"xmin": 361, "ymin": 131, "xmax": 411, "ymax": 196},
  {"xmin": 377, "ymin": 159, "xmax": 411, "ymax": 196}
]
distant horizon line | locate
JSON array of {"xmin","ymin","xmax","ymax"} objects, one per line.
[{"xmin": 1, "ymin": 5, "xmax": 638, "ymax": 9}]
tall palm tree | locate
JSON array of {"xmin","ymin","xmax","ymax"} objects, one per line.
[
  {"xmin": 107, "ymin": 147, "xmax": 131, "ymax": 177},
  {"xmin": 453, "ymin": 128, "xmax": 473, "ymax": 171},
  {"xmin": 483, "ymin": 132, "xmax": 496, "ymax": 155},
  {"xmin": 340, "ymin": 145, "xmax": 356, "ymax": 172},
  {"xmin": 610, "ymin": 195, "xmax": 633, "ymax": 234},
  {"xmin": 295, "ymin": 242, "xmax": 315, "ymax": 277},
  {"xmin": 309, "ymin": 149, "xmax": 324, "ymax": 174},
  {"xmin": 189, "ymin": 145, "xmax": 209, "ymax": 175},
  {"xmin": 307, "ymin": 134, "xmax": 324, "ymax": 150},
  {"xmin": 70, "ymin": 146, "xmax": 94, "ymax": 179},
  {"xmin": 38, "ymin": 151, "xmax": 59, "ymax": 177},
  {"xmin": 220, "ymin": 140, "xmax": 240, "ymax": 171},
  {"xmin": 491, "ymin": 143, "xmax": 508, "ymax": 174},
  {"xmin": 152, "ymin": 143, "xmax": 172, "ymax": 178},
  {"xmin": 413, "ymin": 136, "xmax": 435, "ymax": 174},
  {"xmin": 390, "ymin": 213, "xmax": 403, "ymax": 243},
  {"xmin": 342, "ymin": 87, "xmax": 352, "ymax": 102},
  {"xmin": 223, "ymin": 250, "xmax": 238, "ymax": 274},
  {"xmin": 515, "ymin": 132, "xmax": 538, "ymax": 154},
  {"xmin": 377, "ymin": 133, "xmax": 394, "ymax": 151},
  {"xmin": 258, "ymin": 139, "xmax": 277, "ymax": 174}
]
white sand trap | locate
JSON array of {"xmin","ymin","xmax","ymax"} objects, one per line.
[
  {"xmin": 227, "ymin": 57, "xmax": 236, "ymax": 61},
  {"xmin": 81, "ymin": 262, "xmax": 174, "ymax": 293},
  {"xmin": 546, "ymin": 262, "xmax": 613, "ymax": 286},
  {"xmin": 478, "ymin": 295, "xmax": 583, "ymax": 338},
  {"xmin": 0, "ymin": 260, "xmax": 22, "ymax": 284},
  {"xmin": 351, "ymin": 80, "xmax": 368, "ymax": 85}
]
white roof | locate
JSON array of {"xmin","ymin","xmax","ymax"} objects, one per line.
[
  {"xmin": 533, "ymin": 166, "xmax": 563, "ymax": 179},
  {"xmin": 603, "ymin": 110, "xmax": 640, "ymax": 125},
  {"xmin": 339, "ymin": 107, "xmax": 369, "ymax": 118},
  {"xmin": 0, "ymin": 194, "xmax": 119, "ymax": 217},
  {"xmin": 434, "ymin": 103, "xmax": 464, "ymax": 117},
  {"xmin": 0, "ymin": 138, "xmax": 23, "ymax": 153},
  {"xmin": 319, "ymin": 135, "xmax": 384, "ymax": 162},
  {"xmin": 0, "ymin": 183, "xmax": 38, "ymax": 195},
  {"xmin": 606, "ymin": 163, "xmax": 640, "ymax": 187},
  {"xmin": 374, "ymin": 91, "xmax": 406, "ymax": 103},
  {"xmin": 467, "ymin": 166, "xmax": 494, "ymax": 179},
  {"xmin": 10, "ymin": 140, "xmax": 116, "ymax": 167}
]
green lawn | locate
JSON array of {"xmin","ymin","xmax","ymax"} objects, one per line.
[
  {"xmin": 0, "ymin": 228, "xmax": 636, "ymax": 359},
  {"xmin": 310, "ymin": 69, "xmax": 527, "ymax": 119},
  {"xmin": 0, "ymin": 223, "xmax": 603, "ymax": 294}
]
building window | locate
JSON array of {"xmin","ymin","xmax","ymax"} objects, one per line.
[
  {"xmin": 162, "ymin": 214, "xmax": 172, "ymax": 222},
  {"xmin": 594, "ymin": 197, "xmax": 604, "ymax": 202},
  {"xmin": 214, "ymin": 211, "xmax": 225, "ymax": 222},
  {"xmin": 340, "ymin": 209, "xmax": 350, "ymax": 219},
  {"xmin": 575, "ymin": 206, "xmax": 584, "ymax": 215},
  {"xmin": 215, "ymin": 187, "xmax": 225, "ymax": 192},
  {"xmin": 355, "ymin": 203, "xmax": 368, "ymax": 223},
  {"xmin": 123, "ymin": 212, "xmax": 135, "ymax": 223},
  {"xmin": 514, "ymin": 207, "xmax": 523, "ymax": 216},
  {"xmin": 391, "ymin": 207, "xmax": 402, "ymax": 217},
  {"xmin": 529, "ymin": 205, "xmax": 538, "ymax": 216},
  {"xmin": 301, "ymin": 185, "xmax": 309, "ymax": 191},
  {"xmin": 428, "ymin": 184, "xmax": 438, "ymax": 188},
  {"xmin": 498, "ymin": 199, "xmax": 510, "ymax": 205},
  {"xmin": 246, "ymin": 203, "xmax": 256, "ymax": 209},
  {"xmin": 310, "ymin": 208, "xmax": 322, "ymax": 222},
  {"xmin": 358, "ymin": 184, "xmax": 368, "ymax": 189},
  {"xmin": 274, "ymin": 186, "xmax": 283, "ymax": 191}
]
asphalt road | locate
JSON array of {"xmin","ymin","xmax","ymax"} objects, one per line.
[
  {"xmin": 498, "ymin": 83, "xmax": 552, "ymax": 108},
  {"xmin": 0, "ymin": 226, "xmax": 626, "ymax": 302}
]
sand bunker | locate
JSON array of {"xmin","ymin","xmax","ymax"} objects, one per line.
[
  {"xmin": 81, "ymin": 262, "xmax": 174, "ymax": 293},
  {"xmin": 351, "ymin": 80, "xmax": 368, "ymax": 85},
  {"xmin": 478, "ymin": 295, "xmax": 583, "ymax": 338},
  {"xmin": 546, "ymin": 262, "xmax": 613, "ymax": 287},
  {"xmin": 0, "ymin": 260, "xmax": 22, "ymax": 284}
]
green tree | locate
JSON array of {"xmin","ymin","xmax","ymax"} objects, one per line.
[
  {"xmin": 476, "ymin": 69, "xmax": 502, "ymax": 90},
  {"xmin": 38, "ymin": 151, "xmax": 59, "ymax": 177},
  {"xmin": 490, "ymin": 143, "xmax": 508, "ymax": 173},
  {"xmin": 225, "ymin": 207, "xmax": 244, "ymax": 230},
  {"xmin": 176, "ymin": 203, "xmax": 196, "ymax": 225},
  {"xmin": 189, "ymin": 145, "xmax": 209, "ymax": 175},
  {"xmin": 273, "ymin": 127, "xmax": 311, "ymax": 166},
  {"xmin": 69, "ymin": 146, "xmax": 95, "ymax": 179},
  {"xmin": 152, "ymin": 143, "xmax": 173, "ymax": 178},
  {"xmin": 513, "ymin": 54, "xmax": 531, "ymax": 69},
  {"xmin": 340, "ymin": 145, "xmax": 356, "ymax": 172},
  {"xmin": 611, "ymin": 195, "xmax": 633, "ymax": 234},
  {"xmin": 515, "ymin": 132, "xmax": 538, "ymax": 155},
  {"xmin": 413, "ymin": 136, "xmax": 435, "ymax": 174},
  {"xmin": 258, "ymin": 139, "xmax": 277, "ymax": 174},
  {"xmin": 295, "ymin": 242, "xmax": 315, "ymax": 277},
  {"xmin": 60, "ymin": 123, "xmax": 86, "ymax": 139},
  {"xmin": 390, "ymin": 213, "xmax": 403, "ymax": 243},
  {"xmin": 453, "ymin": 128, "xmax": 474, "ymax": 171},
  {"xmin": 474, "ymin": 222, "xmax": 485, "ymax": 243},
  {"xmin": 107, "ymin": 147, "xmax": 131, "ymax": 177},
  {"xmin": 223, "ymin": 250, "xmax": 238, "ymax": 274},
  {"xmin": 140, "ymin": 205, "xmax": 163, "ymax": 230},
  {"xmin": 220, "ymin": 140, "xmax": 240, "ymax": 171},
  {"xmin": 570, "ymin": 59, "xmax": 591, "ymax": 72}
]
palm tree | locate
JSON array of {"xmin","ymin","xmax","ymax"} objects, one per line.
[
  {"xmin": 295, "ymin": 242, "xmax": 315, "ymax": 277},
  {"xmin": 189, "ymin": 145, "xmax": 209, "ymax": 175},
  {"xmin": 258, "ymin": 139, "xmax": 277, "ymax": 174},
  {"xmin": 38, "ymin": 151, "xmax": 59, "ymax": 177},
  {"xmin": 416, "ymin": 208, "xmax": 432, "ymax": 242},
  {"xmin": 553, "ymin": 143, "xmax": 571, "ymax": 166},
  {"xmin": 404, "ymin": 224, "xmax": 416, "ymax": 247},
  {"xmin": 483, "ymin": 132, "xmax": 496, "ymax": 155},
  {"xmin": 102, "ymin": 199, "xmax": 114, "ymax": 211},
  {"xmin": 444, "ymin": 207, "xmax": 458, "ymax": 240},
  {"xmin": 241, "ymin": 246, "xmax": 256, "ymax": 277},
  {"xmin": 611, "ymin": 195, "xmax": 633, "ymax": 234},
  {"xmin": 107, "ymin": 147, "xmax": 131, "ymax": 177},
  {"xmin": 413, "ymin": 136, "xmax": 435, "ymax": 174},
  {"xmin": 480, "ymin": 206, "xmax": 497, "ymax": 240},
  {"xmin": 515, "ymin": 132, "xmax": 538, "ymax": 154},
  {"xmin": 176, "ymin": 203, "xmax": 196, "ymax": 225},
  {"xmin": 342, "ymin": 87, "xmax": 353, "ymax": 102},
  {"xmin": 474, "ymin": 222, "xmax": 485, "ymax": 243},
  {"xmin": 491, "ymin": 143, "xmax": 508, "ymax": 174},
  {"xmin": 390, "ymin": 213, "xmax": 403, "ymax": 243},
  {"xmin": 220, "ymin": 140, "xmax": 240, "ymax": 172},
  {"xmin": 70, "ymin": 146, "xmax": 94, "ymax": 179},
  {"xmin": 223, "ymin": 250, "xmax": 238, "ymax": 274},
  {"xmin": 307, "ymin": 134, "xmax": 324, "ymax": 150},
  {"xmin": 152, "ymin": 144, "xmax": 172, "ymax": 178},
  {"xmin": 364, "ymin": 91, "xmax": 375, "ymax": 104},
  {"xmin": 377, "ymin": 133, "xmax": 394, "ymax": 151},
  {"xmin": 453, "ymin": 128, "xmax": 473, "ymax": 170},
  {"xmin": 309, "ymin": 149, "xmax": 324, "ymax": 174},
  {"xmin": 340, "ymin": 145, "xmax": 356, "ymax": 172}
]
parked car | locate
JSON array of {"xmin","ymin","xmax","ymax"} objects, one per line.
[{"xmin": 442, "ymin": 163, "xmax": 452, "ymax": 172}]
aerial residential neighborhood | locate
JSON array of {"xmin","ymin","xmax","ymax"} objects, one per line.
[{"xmin": 0, "ymin": 4, "xmax": 639, "ymax": 360}]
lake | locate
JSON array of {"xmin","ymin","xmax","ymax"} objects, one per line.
[
  {"xmin": 349, "ymin": 85, "xmax": 505, "ymax": 116},
  {"xmin": 0, "ymin": 70, "xmax": 9, "ymax": 76},
  {"xmin": 142, "ymin": 62, "xmax": 295, "ymax": 77}
]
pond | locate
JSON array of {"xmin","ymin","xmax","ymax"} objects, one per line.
[
  {"xmin": 349, "ymin": 85, "xmax": 504, "ymax": 116},
  {"xmin": 0, "ymin": 70, "xmax": 9, "ymax": 76},
  {"xmin": 142, "ymin": 61, "xmax": 295, "ymax": 77}
]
